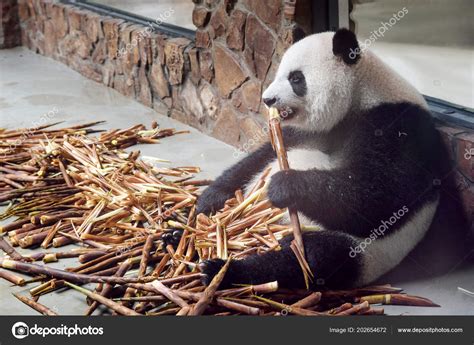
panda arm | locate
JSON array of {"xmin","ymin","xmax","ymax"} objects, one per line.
[
  {"xmin": 267, "ymin": 106, "xmax": 440, "ymax": 237},
  {"xmin": 196, "ymin": 127, "xmax": 312, "ymax": 214},
  {"xmin": 266, "ymin": 166, "xmax": 381, "ymax": 232}
]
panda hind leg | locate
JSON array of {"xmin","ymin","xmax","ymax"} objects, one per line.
[{"xmin": 199, "ymin": 230, "xmax": 364, "ymax": 290}]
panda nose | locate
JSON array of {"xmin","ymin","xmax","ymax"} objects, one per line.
[{"xmin": 263, "ymin": 97, "xmax": 277, "ymax": 107}]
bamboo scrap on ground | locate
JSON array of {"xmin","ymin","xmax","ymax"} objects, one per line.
[
  {"xmin": 0, "ymin": 121, "xmax": 439, "ymax": 315},
  {"xmin": 13, "ymin": 293, "xmax": 58, "ymax": 316}
]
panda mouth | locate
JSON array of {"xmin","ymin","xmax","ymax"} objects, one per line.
[{"xmin": 278, "ymin": 106, "xmax": 296, "ymax": 121}]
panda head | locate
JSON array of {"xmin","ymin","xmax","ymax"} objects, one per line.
[{"xmin": 262, "ymin": 29, "xmax": 362, "ymax": 132}]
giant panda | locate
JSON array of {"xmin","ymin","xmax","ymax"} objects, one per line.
[{"xmin": 189, "ymin": 29, "xmax": 443, "ymax": 289}]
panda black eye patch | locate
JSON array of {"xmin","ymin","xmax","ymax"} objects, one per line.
[{"xmin": 288, "ymin": 70, "xmax": 307, "ymax": 97}]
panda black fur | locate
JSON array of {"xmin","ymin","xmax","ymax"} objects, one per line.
[{"xmin": 194, "ymin": 29, "xmax": 442, "ymax": 289}]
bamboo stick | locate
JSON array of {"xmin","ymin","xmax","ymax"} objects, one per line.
[
  {"xmin": 267, "ymin": 107, "xmax": 310, "ymax": 284},
  {"xmin": 335, "ymin": 301, "xmax": 370, "ymax": 315},
  {"xmin": 151, "ymin": 280, "xmax": 189, "ymax": 308},
  {"xmin": 0, "ymin": 269, "xmax": 26, "ymax": 285},
  {"xmin": 0, "ymin": 237, "xmax": 28, "ymax": 261},
  {"xmin": 86, "ymin": 260, "xmax": 132, "ymax": 315},
  {"xmin": 358, "ymin": 294, "xmax": 440, "ymax": 307},
  {"xmin": 291, "ymin": 292, "xmax": 322, "ymax": 308},
  {"xmin": 0, "ymin": 218, "xmax": 30, "ymax": 234},
  {"xmin": 0, "ymin": 259, "xmax": 153, "ymax": 284},
  {"xmin": 188, "ymin": 257, "xmax": 232, "ymax": 316},
  {"xmin": 64, "ymin": 282, "xmax": 141, "ymax": 316},
  {"xmin": 254, "ymin": 295, "xmax": 324, "ymax": 316},
  {"xmin": 327, "ymin": 303, "xmax": 353, "ymax": 315},
  {"xmin": 139, "ymin": 235, "xmax": 154, "ymax": 277},
  {"xmin": 41, "ymin": 221, "xmax": 62, "ymax": 248},
  {"xmin": 13, "ymin": 293, "xmax": 58, "ymax": 315}
]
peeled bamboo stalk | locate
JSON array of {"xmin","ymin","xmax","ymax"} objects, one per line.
[
  {"xmin": 267, "ymin": 107, "xmax": 310, "ymax": 284},
  {"xmin": 43, "ymin": 253, "xmax": 58, "ymax": 263}
]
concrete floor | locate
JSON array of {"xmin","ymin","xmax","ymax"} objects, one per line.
[
  {"xmin": 0, "ymin": 48, "xmax": 473, "ymax": 315},
  {"xmin": 0, "ymin": 47, "xmax": 236, "ymax": 315}
]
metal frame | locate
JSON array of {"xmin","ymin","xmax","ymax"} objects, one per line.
[
  {"xmin": 425, "ymin": 96, "xmax": 474, "ymax": 129},
  {"xmin": 61, "ymin": 0, "xmax": 195, "ymax": 40},
  {"xmin": 312, "ymin": 0, "xmax": 349, "ymax": 32}
]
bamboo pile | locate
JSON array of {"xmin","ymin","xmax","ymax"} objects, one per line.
[{"xmin": 0, "ymin": 121, "xmax": 439, "ymax": 315}]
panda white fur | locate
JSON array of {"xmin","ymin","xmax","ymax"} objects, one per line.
[{"xmin": 192, "ymin": 29, "xmax": 442, "ymax": 289}]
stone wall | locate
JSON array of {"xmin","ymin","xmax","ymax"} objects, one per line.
[
  {"xmin": 16, "ymin": 0, "xmax": 307, "ymax": 149},
  {"xmin": 0, "ymin": 0, "xmax": 21, "ymax": 48},
  {"xmin": 437, "ymin": 124, "xmax": 474, "ymax": 231}
]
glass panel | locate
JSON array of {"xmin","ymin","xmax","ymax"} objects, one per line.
[
  {"xmin": 351, "ymin": 0, "xmax": 473, "ymax": 108},
  {"xmin": 84, "ymin": 0, "xmax": 195, "ymax": 30}
]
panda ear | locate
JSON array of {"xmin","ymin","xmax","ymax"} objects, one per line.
[
  {"xmin": 332, "ymin": 28, "xmax": 360, "ymax": 65},
  {"xmin": 292, "ymin": 26, "xmax": 306, "ymax": 43}
]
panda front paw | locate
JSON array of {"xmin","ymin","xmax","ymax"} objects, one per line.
[
  {"xmin": 198, "ymin": 259, "xmax": 227, "ymax": 286},
  {"xmin": 162, "ymin": 229, "xmax": 184, "ymax": 248},
  {"xmin": 196, "ymin": 185, "xmax": 234, "ymax": 215},
  {"xmin": 267, "ymin": 170, "xmax": 298, "ymax": 209}
]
